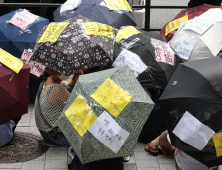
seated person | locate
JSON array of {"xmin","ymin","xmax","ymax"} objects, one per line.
[
  {"xmin": 145, "ymin": 130, "xmax": 219, "ymax": 170},
  {"xmin": 35, "ymin": 67, "xmax": 82, "ymax": 145},
  {"xmin": 0, "ymin": 120, "xmax": 15, "ymax": 146}
]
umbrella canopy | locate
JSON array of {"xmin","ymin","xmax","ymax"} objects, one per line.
[
  {"xmin": 101, "ymin": 26, "xmax": 183, "ymax": 89},
  {"xmin": 57, "ymin": 65, "xmax": 154, "ymax": 164},
  {"xmin": 0, "ymin": 9, "xmax": 49, "ymax": 100},
  {"xmin": 160, "ymin": 4, "xmax": 222, "ymax": 42},
  {"xmin": 169, "ymin": 8, "xmax": 222, "ymax": 62},
  {"xmin": 0, "ymin": 63, "xmax": 30, "ymax": 125},
  {"xmin": 53, "ymin": 0, "xmax": 136, "ymax": 29},
  {"xmin": 31, "ymin": 15, "xmax": 117, "ymax": 76},
  {"xmin": 159, "ymin": 56, "xmax": 222, "ymax": 167}
]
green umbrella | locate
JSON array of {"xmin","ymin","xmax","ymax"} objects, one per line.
[{"xmin": 57, "ymin": 65, "xmax": 154, "ymax": 164}]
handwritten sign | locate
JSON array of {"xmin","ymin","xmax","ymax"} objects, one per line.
[
  {"xmin": 9, "ymin": 10, "xmax": 39, "ymax": 30},
  {"xmin": 173, "ymin": 111, "xmax": 215, "ymax": 150},
  {"xmin": 88, "ymin": 111, "xmax": 129, "ymax": 153},
  {"xmin": 0, "ymin": 48, "xmax": 23, "ymax": 73},
  {"xmin": 38, "ymin": 22, "xmax": 70, "ymax": 43},
  {"xmin": 151, "ymin": 38, "xmax": 175, "ymax": 66},
  {"xmin": 212, "ymin": 133, "xmax": 222, "ymax": 157},
  {"xmin": 172, "ymin": 37, "xmax": 196, "ymax": 60},
  {"xmin": 60, "ymin": 0, "xmax": 82, "ymax": 13},
  {"xmin": 104, "ymin": 0, "xmax": 132, "ymax": 12},
  {"xmin": 183, "ymin": 17, "xmax": 214, "ymax": 35},
  {"xmin": 165, "ymin": 15, "xmax": 188, "ymax": 36},
  {"xmin": 112, "ymin": 49, "xmax": 148, "ymax": 77},
  {"xmin": 81, "ymin": 22, "xmax": 113, "ymax": 38},
  {"xmin": 65, "ymin": 95, "xmax": 97, "ymax": 137},
  {"xmin": 91, "ymin": 78, "xmax": 132, "ymax": 117},
  {"xmin": 116, "ymin": 26, "xmax": 140, "ymax": 42},
  {"xmin": 20, "ymin": 49, "xmax": 45, "ymax": 77}
]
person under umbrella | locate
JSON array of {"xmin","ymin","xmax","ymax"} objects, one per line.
[
  {"xmin": 34, "ymin": 67, "xmax": 82, "ymax": 145},
  {"xmin": 159, "ymin": 56, "xmax": 222, "ymax": 167},
  {"xmin": 53, "ymin": 0, "xmax": 137, "ymax": 29},
  {"xmin": 160, "ymin": 3, "xmax": 222, "ymax": 42}
]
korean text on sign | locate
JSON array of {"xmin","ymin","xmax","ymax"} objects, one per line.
[
  {"xmin": 112, "ymin": 49, "xmax": 148, "ymax": 77},
  {"xmin": 0, "ymin": 48, "xmax": 23, "ymax": 74},
  {"xmin": 9, "ymin": 10, "xmax": 39, "ymax": 30},
  {"xmin": 116, "ymin": 26, "xmax": 140, "ymax": 42},
  {"xmin": 151, "ymin": 38, "xmax": 175, "ymax": 66},
  {"xmin": 38, "ymin": 22, "xmax": 70, "ymax": 43},
  {"xmin": 104, "ymin": 0, "xmax": 132, "ymax": 12},
  {"xmin": 88, "ymin": 111, "xmax": 129, "ymax": 153},
  {"xmin": 165, "ymin": 15, "xmax": 188, "ymax": 36},
  {"xmin": 81, "ymin": 22, "xmax": 113, "ymax": 38},
  {"xmin": 91, "ymin": 77, "xmax": 133, "ymax": 118},
  {"xmin": 65, "ymin": 95, "xmax": 97, "ymax": 137}
]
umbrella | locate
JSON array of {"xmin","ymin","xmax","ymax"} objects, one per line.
[
  {"xmin": 169, "ymin": 8, "xmax": 222, "ymax": 62},
  {"xmin": 0, "ymin": 8, "xmax": 49, "ymax": 100},
  {"xmin": 160, "ymin": 4, "xmax": 222, "ymax": 42},
  {"xmin": 159, "ymin": 56, "xmax": 222, "ymax": 167},
  {"xmin": 0, "ymin": 61, "xmax": 30, "ymax": 125},
  {"xmin": 57, "ymin": 65, "xmax": 155, "ymax": 164},
  {"xmin": 53, "ymin": 0, "xmax": 136, "ymax": 29},
  {"xmin": 31, "ymin": 15, "xmax": 117, "ymax": 76},
  {"xmin": 101, "ymin": 26, "xmax": 183, "ymax": 89}
]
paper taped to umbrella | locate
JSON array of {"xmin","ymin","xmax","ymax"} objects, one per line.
[
  {"xmin": 104, "ymin": 0, "xmax": 133, "ymax": 12},
  {"xmin": 170, "ymin": 8, "xmax": 222, "ymax": 62},
  {"xmin": 115, "ymin": 26, "xmax": 140, "ymax": 42},
  {"xmin": 0, "ymin": 48, "xmax": 23, "ymax": 73},
  {"xmin": 102, "ymin": 27, "xmax": 183, "ymax": 89},
  {"xmin": 57, "ymin": 65, "xmax": 154, "ymax": 164},
  {"xmin": 159, "ymin": 56, "xmax": 222, "ymax": 167},
  {"xmin": 31, "ymin": 15, "xmax": 117, "ymax": 76},
  {"xmin": 60, "ymin": 0, "xmax": 82, "ymax": 14},
  {"xmin": 212, "ymin": 133, "xmax": 222, "ymax": 157}
]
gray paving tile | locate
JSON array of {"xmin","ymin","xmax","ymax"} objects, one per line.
[
  {"xmin": 29, "ymin": 117, "xmax": 36, "ymax": 127},
  {"xmin": 134, "ymin": 142, "xmax": 145, "ymax": 152},
  {"xmin": 45, "ymin": 160, "xmax": 67, "ymax": 169},
  {"xmin": 0, "ymin": 163, "xmax": 22, "ymax": 169},
  {"xmin": 22, "ymin": 160, "xmax": 45, "ymax": 170},
  {"xmin": 136, "ymin": 159, "xmax": 159, "ymax": 169},
  {"xmin": 124, "ymin": 163, "xmax": 137, "ymax": 170},
  {"xmin": 28, "ymin": 127, "xmax": 41, "ymax": 137},
  {"xmin": 159, "ymin": 163, "xmax": 176, "ymax": 170},
  {"xmin": 48, "ymin": 147, "xmax": 68, "ymax": 152},
  {"xmin": 22, "ymin": 112, "xmax": 32, "ymax": 117},
  {"xmin": 46, "ymin": 150, "xmax": 67, "ymax": 160},
  {"xmin": 125, "ymin": 155, "xmax": 135, "ymax": 164},
  {"xmin": 31, "ymin": 153, "xmax": 46, "ymax": 161},
  {"xmin": 157, "ymin": 155, "xmax": 174, "ymax": 164},
  {"xmin": 137, "ymin": 168, "xmax": 159, "ymax": 170},
  {"xmin": 134, "ymin": 151, "xmax": 157, "ymax": 160},
  {"xmin": 15, "ymin": 127, "xmax": 29, "ymax": 133}
]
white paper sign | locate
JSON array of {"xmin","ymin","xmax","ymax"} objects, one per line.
[
  {"xmin": 183, "ymin": 17, "xmax": 214, "ymax": 35},
  {"xmin": 112, "ymin": 49, "xmax": 148, "ymax": 77},
  {"xmin": 173, "ymin": 111, "xmax": 215, "ymax": 150},
  {"xmin": 172, "ymin": 37, "xmax": 196, "ymax": 60},
  {"xmin": 60, "ymin": 0, "xmax": 82, "ymax": 13},
  {"xmin": 88, "ymin": 111, "xmax": 129, "ymax": 153}
]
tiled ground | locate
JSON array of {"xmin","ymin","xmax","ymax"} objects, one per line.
[{"xmin": 1, "ymin": 103, "xmax": 221, "ymax": 170}]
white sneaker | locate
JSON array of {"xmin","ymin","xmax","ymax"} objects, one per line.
[{"xmin": 124, "ymin": 156, "xmax": 130, "ymax": 162}]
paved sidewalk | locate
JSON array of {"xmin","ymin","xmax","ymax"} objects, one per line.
[{"xmin": 0, "ymin": 103, "xmax": 221, "ymax": 170}]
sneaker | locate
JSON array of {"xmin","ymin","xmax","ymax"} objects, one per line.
[
  {"xmin": 68, "ymin": 147, "xmax": 76, "ymax": 160},
  {"xmin": 124, "ymin": 156, "xmax": 130, "ymax": 162}
]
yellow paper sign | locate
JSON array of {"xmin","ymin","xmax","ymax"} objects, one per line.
[
  {"xmin": 104, "ymin": 0, "xmax": 132, "ymax": 12},
  {"xmin": 212, "ymin": 133, "xmax": 222, "ymax": 157},
  {"xmin": 38, "ymin": 22, "xmax": 70, "ymax": 43},
  {"xmin": 165, "ymin": 15, "xmax": 188, "ymax": 36},
  {"xmin": 116, "ymin": 26, "xmax": 140, "ymax": 42},
  {"xmin": 91, "ymin": 77, "xmax": 132, "ymax": 118},
  {"xmin": 0, "ymin": 48, "xmax": 23, "ymax": 73},
  {"xmin": 65, "ymin": 95, "xmax": 97, "ymax": 137},
  {"xmin": 81, "ymin": 22, "xmax": 113, "ymax": 38}
]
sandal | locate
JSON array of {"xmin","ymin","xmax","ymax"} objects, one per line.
[{"xmin": 144, "ymin": 143, "xmax": 159, "ymax": 156}]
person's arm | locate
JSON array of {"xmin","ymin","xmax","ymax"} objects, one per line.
[{"xmin": 67, "ymin": 71, "xmax": 83, "ymax": 87}]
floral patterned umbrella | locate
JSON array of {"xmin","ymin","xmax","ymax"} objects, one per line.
[{"xmin": 31, "ymin": 15, "xmax": 117, "ymax": 76}]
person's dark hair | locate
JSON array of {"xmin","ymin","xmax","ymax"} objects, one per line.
[{"xmin": 37, "ymin": 67, "xmax": 59, "ymax": 82}]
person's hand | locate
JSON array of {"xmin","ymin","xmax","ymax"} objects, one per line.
[{"xmin": 68, "ymin": 71, "xmax": 83, "ymax": 87}]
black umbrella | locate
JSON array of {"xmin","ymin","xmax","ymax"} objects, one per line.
[
  {"xmin": 101, "ymin": 27, "xmax": 183, "ymax": 89},
  {"xmin": 159, "ymin": 56, "xmax": 222, "ymax": 167},
  {"xmin": 31, "ymin": 15, "xmax": 117, "ymax": 76}
]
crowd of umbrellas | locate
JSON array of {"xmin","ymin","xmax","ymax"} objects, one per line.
[{"xmin": 1, "ymin": 0, "xmax": 222, "ymax": 168}]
